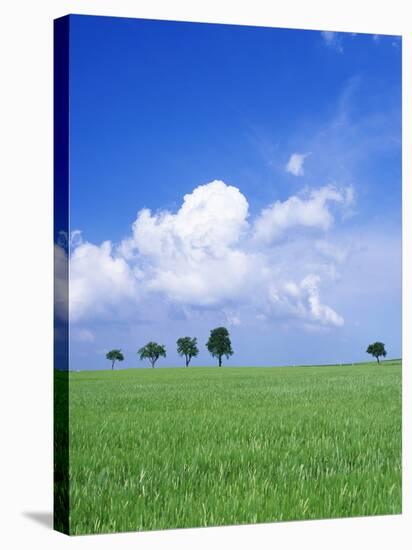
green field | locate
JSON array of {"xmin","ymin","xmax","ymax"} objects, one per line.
[{"xmin": 58, "ymin": 360, "xmax": 402, "ymax": 535}]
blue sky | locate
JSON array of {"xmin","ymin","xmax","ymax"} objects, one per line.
[{"xmin": 63, "ymin": 15, "xmax": 401, "ymax": 369}]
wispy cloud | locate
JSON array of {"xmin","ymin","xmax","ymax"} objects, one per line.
[
  {"xmin": 281, "ymin": 76, "xmax": 400, "ymax": 192},
  {"xmin": 321, "ymin": 31, "xmax": 343, "ymax": 53},
  {"xmin": 72, "ymin": 328, "xmax": 95, "ymax": 343}
]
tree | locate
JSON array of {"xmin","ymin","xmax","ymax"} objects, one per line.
[
  {"xmin": 177, "ymin": 336, "xmax": 199, "ymax": 367},
  {"xmin": 138, "ymin": 341, "xmax": 166, "ymax": 368},
  {"xmin": 206, "ymin": 327, "xmax": 233, "ymax": 367},
  {"xmin": 366, "ymin": 342, "xmax": 387, "ymax": 364},
  {"xmin": 106, "ymin": 349, "xmax": 124, "ymax": 370}
]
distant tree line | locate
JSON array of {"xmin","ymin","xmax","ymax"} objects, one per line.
[
  {"xmin": 106, "ymin": 335, "xmax": 388, "ymax": 369},
  {"xmin": 106, "ymin": 326, "xmax": 233, "ymax": 369}
]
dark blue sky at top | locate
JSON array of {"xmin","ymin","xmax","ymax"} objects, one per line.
[
  {"xmin": 69, "ymin": 15, "xmax": 401, "ymax": 244},
  {"xmin": 65, "ymin": 15, "xmax": 402, "ymax": 369}
]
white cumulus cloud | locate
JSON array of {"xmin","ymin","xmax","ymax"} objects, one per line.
[
  {"xmin": 69, "ymin": 180, "xmax": 354, "ymax": 329},
  {"xmin": 119, "ymin": 180, "xmax": 253, "ymax": 306},
  {"xmin": 286, "ymin": 152, "xmax": 310, "ymax": 176},
  {"xmin": 70, "ymin": 240, "xmax": 138, "ymax": 322},
  {"xmin": 54, "ymin": 244, "xmax": 68, "ymax": 321},
  {"xmin": 253, "ymin": 184, "xmax": 348, "ymax": 245},
  {"xmin": 268, "ymin": 275, "xmax": 344, "ymax": 327},
  {"xmin": 125, "ymin": 180, "xmax": 249, "ymax": 256}
]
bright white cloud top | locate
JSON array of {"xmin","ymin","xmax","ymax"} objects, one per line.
[{"xmin": 67, "ymin": 180, "xmax": 355, "ymax": 330}]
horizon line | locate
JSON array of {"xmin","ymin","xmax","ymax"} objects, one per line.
[{"xmin": 56, "ymin": 357, "xmax": 402, "ymax": 373}]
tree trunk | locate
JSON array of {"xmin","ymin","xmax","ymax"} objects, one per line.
[
  {"xmin": 377, "ymin": 356, "xmax": 380, "ymax": 364},
  {"xmin": 219, "ymin": 356, "xmax": 222, "ymax": 367},
  {"xmin": 112, "ymin": 360, "xmax": 115, "ymax": 370},
  {"xmin": 186, "ymin": 356, "xmax": 189, "ymax": 367},
  {"xmin": 151, "ymin": 358, "xmax": 155, "ymax": 368}
]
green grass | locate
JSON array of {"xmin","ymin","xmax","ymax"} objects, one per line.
[{"xmin": 62, "ymin": 360, "xmax": 401, "ymax": 535}]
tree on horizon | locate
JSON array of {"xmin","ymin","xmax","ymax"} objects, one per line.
[
  {"xmin": 106, "ymin": 349, "xmax": 124, "ymax": 370},
  {"xmin": 138, "ymin": 342, "xmax": 166, "ymax": 368},
  {"xmin": 206, "ymin": 327, "xmax": 233, "ymax": 367},
  {"xmin": 177, "ymin": 336, "xmax": 199, "ymax": 367},
  {"xmin": 366, "ymin": 342, "xmax": 387, "ymax": 364}
]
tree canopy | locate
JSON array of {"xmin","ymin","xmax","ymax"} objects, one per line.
[
  {"xmin": 206, "ymin": 327, "xmax": 233, "ymax": 367},
  {"xmin": 138, "ymin": 342, "xmax": 166, "ymax": 368},
  {"xmin": 366, "ymin": 342, "xmax": 387, "ymax": 364},
  {"xmin": 105, "ymin": 349, "xmax": 124, "ymax": 370},
  {"xmin": 177, "ymin": 336, "xmax": 199, "ymax": 367}
]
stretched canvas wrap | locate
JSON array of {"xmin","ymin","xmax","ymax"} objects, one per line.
[{"xmin": 54, "ymin": 14, "xmax": 402, "ymax": 536}]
